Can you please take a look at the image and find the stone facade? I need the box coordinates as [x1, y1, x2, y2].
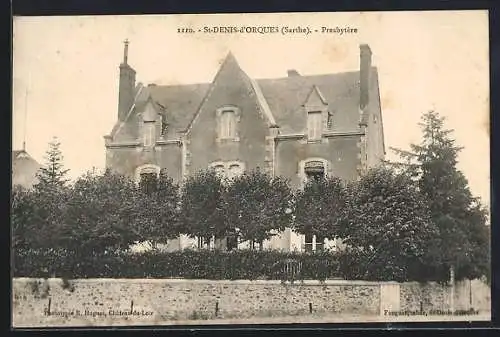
[104, 42, 385, 251]
[12, 278, 490, 327]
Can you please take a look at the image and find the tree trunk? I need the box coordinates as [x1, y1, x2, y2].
[259, 241, 264, 251]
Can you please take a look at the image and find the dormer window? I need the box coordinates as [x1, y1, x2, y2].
[216, 106, 240, 141]
[143, 122, 155, 147]
[220, 110, 236, 138]
[304, 85, 328, 141]
[307, 111, 323, 141]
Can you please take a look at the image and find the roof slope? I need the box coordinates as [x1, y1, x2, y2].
[256, 71, 364, 134]
[110, 57, 379, 140]
[12, 150, 41, 189]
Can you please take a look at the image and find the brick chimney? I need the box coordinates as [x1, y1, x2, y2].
[287, 69, 300, 77]
[118, 39, 136, 121]
[359, 44, 372, 110]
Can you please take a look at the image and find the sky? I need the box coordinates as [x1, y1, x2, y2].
[12, 11, 490, 207]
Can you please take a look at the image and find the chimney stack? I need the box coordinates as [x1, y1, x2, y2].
[287, 69, 300, 77]
[359, 44, 372, 110]
[118, 39, 136, 121]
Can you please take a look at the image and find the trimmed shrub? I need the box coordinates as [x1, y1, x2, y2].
[13, 248, 341, 281]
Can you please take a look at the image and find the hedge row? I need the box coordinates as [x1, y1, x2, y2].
[13, 249, 342, 281]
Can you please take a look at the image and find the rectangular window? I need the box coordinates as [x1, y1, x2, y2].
[307, 111, 322, 140]
[220, 110, 236, 139]
[144, 123, 155, 147]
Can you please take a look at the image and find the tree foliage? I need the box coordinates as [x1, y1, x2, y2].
[179, 169, 226, 248]
[225, 170, 293, 249]
[338, 166, 438, 281]
[34, 137, 70, 191]
[11, 185, 40, 250]
[135, 169, 181, 244]
[293, 176, 348, 245]
[13, 138, 71, 251]
[62, 170, 144, 254]
[390, 111, 490, 281]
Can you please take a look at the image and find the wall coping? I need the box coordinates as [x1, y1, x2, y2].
[13, 278, 400, 286]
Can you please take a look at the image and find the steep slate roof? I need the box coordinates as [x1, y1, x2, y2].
[11, 150, 41, 188]
[135, 83, 211, 136]
[115, 54, 378, 138]
[256, 71, 364, 134]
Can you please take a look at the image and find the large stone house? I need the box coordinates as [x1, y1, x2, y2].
[12, 148, 41, 189]
[104, 41, 385, 252]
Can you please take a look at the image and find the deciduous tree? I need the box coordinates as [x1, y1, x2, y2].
[62, 170, 144, 254]
[179, 169, 226, 249]
[338, 166, 438, 281]
[135, 169, 181, 246]
[225, 170, 293, 250]
[293, 176, 348, 251]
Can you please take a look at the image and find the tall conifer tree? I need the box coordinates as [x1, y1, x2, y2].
[390, 111, 490, 281]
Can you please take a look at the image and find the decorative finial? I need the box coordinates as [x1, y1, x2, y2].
[123, 38, 129, 64]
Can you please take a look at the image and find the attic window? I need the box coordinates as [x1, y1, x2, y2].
[220, 110, 236, 139]
[307, 111, 322, 141]
[216, 107, 240, 142]
[143, 122, 155, 147]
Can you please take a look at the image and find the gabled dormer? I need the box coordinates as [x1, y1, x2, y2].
[304, 85, 329, 142]
[141, 95, 160, 147]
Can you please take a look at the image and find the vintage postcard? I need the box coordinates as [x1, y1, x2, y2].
[12, 11, 490, 327]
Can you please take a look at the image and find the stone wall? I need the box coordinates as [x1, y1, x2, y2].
[400, 279, 491, 313]
[12, 278, 490, 327]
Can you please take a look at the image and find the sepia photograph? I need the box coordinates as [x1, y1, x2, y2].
[11, 11, 491, 327]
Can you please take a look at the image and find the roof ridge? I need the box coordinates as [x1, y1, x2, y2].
[254, 69, 361, 82]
